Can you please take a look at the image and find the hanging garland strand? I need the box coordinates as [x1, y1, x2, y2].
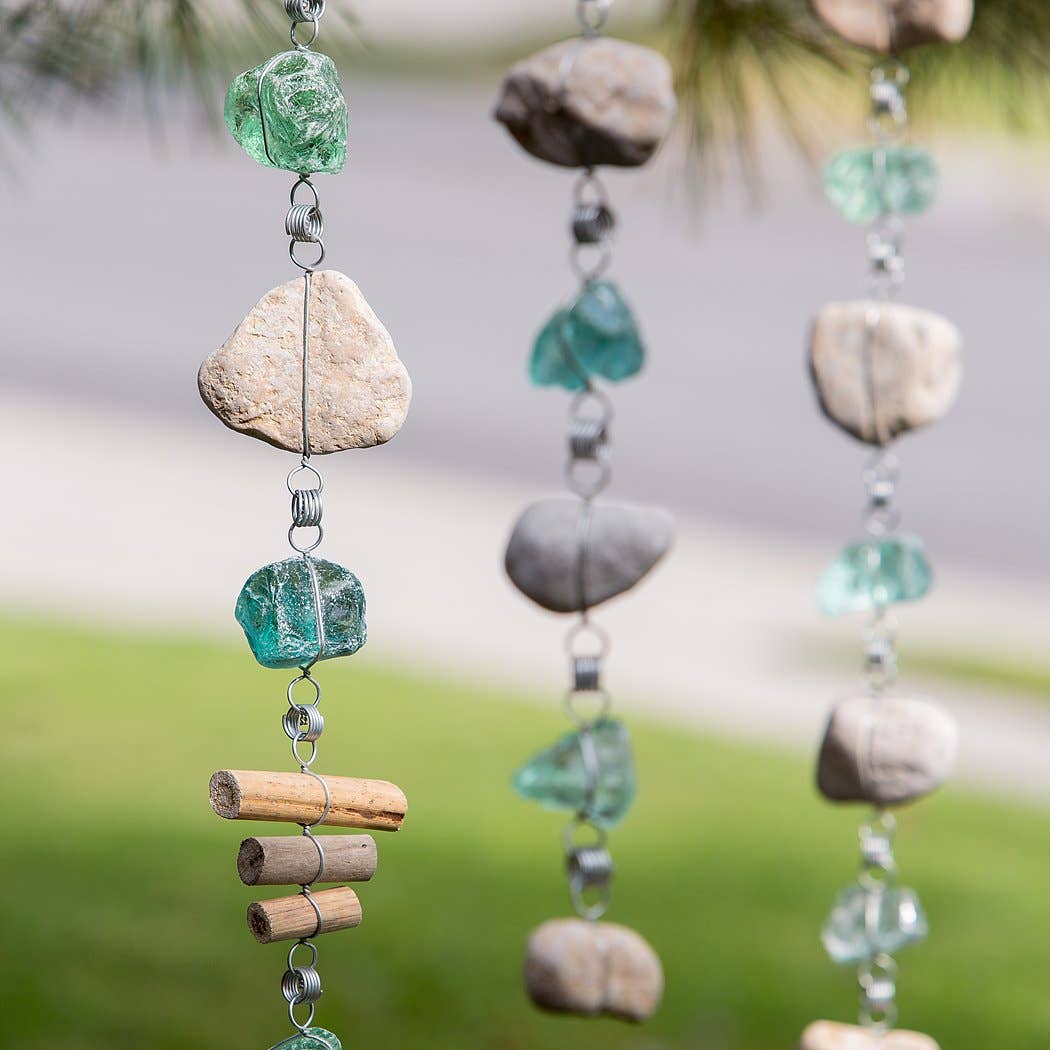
[197, 3, 412, 1047]
[494, 0, 675, 1024]
[799, 3, 970, 1049]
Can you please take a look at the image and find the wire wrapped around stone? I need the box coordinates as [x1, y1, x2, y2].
[285, 0, 325, 23]
[572, 201, 616, 245]
[291, 487, 324, 528]
[282, 965, 323, 1005]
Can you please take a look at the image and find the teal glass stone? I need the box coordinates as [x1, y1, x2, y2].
[825, 145, 938, 224]
[225, 50, 347, 174]
[512, 718, 636, 827]
[235, 557, 366, 670]
[530, 281, 644, 391]
[821, 884, 928, 965]
[818, 534, 932, 617]
[268, 1029, 341, 1050]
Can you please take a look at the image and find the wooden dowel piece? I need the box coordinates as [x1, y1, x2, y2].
[247, 886, 362, 944]
[238, 835, 378, 886]
[210, 770, 407, 831]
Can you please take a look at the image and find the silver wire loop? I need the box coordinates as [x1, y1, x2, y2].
[283, 703, 325, 743]
[289, 999, 317, 1032]
[570, 240, 612, 283]
[285, 0, 325, 22]
[572, 654, 602, 692]
[290, 17, 321, 50]
[287, 462, 324, 495]
[571, 171, 616, 245]
[289, 523, 324, 554]
[577, 0, 612, 35]
[282, 965, 323, 1005]
[291, 487, 324, 528]
[287, 672, 323, 709]
[290, 238, 326, 271]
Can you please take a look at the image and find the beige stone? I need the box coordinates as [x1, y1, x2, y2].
[799, 1020, 940, 1050]
[199, 270, 411, 454]
[817, 695, 958, 807]
[524, 918, 663, 1021]
[495, 37, 676, 168]
[809, 300, 961, 446]
[811, 0, 973, 52]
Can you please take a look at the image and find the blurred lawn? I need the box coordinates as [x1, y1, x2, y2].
[1, 618, 1048, 1049]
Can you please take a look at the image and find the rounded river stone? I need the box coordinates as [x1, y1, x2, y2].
[811, 0, 973, 52]
[799, 1020, 939, 1050]
[495, 37, 676, 168]
[199, 270, 411, 454]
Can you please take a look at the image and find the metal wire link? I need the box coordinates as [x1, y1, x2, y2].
[868, 62, 909, 143]
[572, 202, 616, 245]
[285, 0, 325, 22]
[291, 487, 324, 528]
[563, 820, 613, 919]
[573, 655, 602, 692]
[283, 703, 325, 743]
[288, 179, 326, 271]
[568, 418, 608, 461]
[858, 953, 899, 1031]
[577, 0, 611, 35]
[282, 965, 323, 1005]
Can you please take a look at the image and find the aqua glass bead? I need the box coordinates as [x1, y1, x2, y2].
[512, 718, 636, 827]
[268, 1029, 341, 1050]
[225, 50, 347, 174]
[235, 557, 366, 670]
[530, 280, 644, 391]
[825, 146, 937, 224]
[818, 534, 932, 617]
[821, 884, 928, 965]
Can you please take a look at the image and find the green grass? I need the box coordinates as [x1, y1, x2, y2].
[1, 617, 1048, 1049]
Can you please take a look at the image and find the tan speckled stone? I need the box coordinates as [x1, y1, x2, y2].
[199, 270, 411, 454]
[495, 38, 676, 168]
[524, 918, 663, 1022]
[799, 1020, 940, 1050]
[817, 695, 958, 807]
[809, 300, 961, 446]
[811, 0, 973, 51]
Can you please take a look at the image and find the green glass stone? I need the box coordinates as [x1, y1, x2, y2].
[268, 1029, 342, 1050]
[235, 557, 366, 670]
[512, 718, 636, 827]
[530, 280, 644, 391]
[225, 50, 347, 174]
[818, 534, 932, 617]
[822, 884, 928, 965]
[825, 146, 937, 224]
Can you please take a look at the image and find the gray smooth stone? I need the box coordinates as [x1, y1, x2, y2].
[799, 1020, 940, 1050]
[494, 37, 676, 168]
[504, 495, 673, 613]
[525, 918, 663, 1022]
[809, 300, 962, 446]
[811, 0, 973, 52]
[817, 695, 958, 807]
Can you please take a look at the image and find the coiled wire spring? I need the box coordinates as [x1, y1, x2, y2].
[291, 487, 324, 528]
[568, 417, 607, 460]
[285, 0, 325, 21]
[572, 202, 615, 245]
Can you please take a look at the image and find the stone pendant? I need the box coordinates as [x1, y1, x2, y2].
[495, 38, 676, 169]
[513, 719, 636, 828]
[799, 1020, 939, 1050]
[808, 300, 962, 446]
[267, 1029, 342, 1050]
[530, 281, 645, 391]
[811, 0, 973, 52]
[199, 270, 412, 455]
[817, 695, 958, 807]
[235, 557, 366, 669]
[505, 496, 673, 613]
[226, 50, 348, 174]
[525, 919, 663, 1021]
[825, 146, 937, 225]
[818, 534, 932, 617]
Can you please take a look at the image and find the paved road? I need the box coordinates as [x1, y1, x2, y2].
[3, 79, 1048, 577]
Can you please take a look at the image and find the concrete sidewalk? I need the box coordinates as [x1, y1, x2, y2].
[3, 388, 1049, 806]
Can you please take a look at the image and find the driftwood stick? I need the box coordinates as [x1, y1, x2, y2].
[247, 886, 362, 944]
[238, 835, 378, 886]
[210, 770, 407, 831]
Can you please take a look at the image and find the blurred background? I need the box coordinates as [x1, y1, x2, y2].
[2, 0, 1049, 1046]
